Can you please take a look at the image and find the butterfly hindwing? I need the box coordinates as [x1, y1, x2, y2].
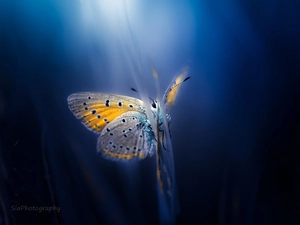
[98, 111, 156, 160]
[163, 65, 189, 110]
[67, 92, 145, 133]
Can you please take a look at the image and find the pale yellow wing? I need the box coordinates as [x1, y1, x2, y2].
[163, 65, 189, 108]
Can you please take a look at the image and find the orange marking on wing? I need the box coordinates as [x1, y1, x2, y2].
[102, 149, 138, 160]
[166, 80, 183, 107]
[139, 153, 145, 159]
[165, 66, 189, 107]
[80, 102, 139, 132]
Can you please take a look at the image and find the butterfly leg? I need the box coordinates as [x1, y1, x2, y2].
[160, 130, 168, 150]
[168, 121, 172, 139]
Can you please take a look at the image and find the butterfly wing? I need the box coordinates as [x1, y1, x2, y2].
[67, 92, 156, 160]
[98, 111, 156, 160]
[67, 92, 145, 133]
[163, 65, 189, 111]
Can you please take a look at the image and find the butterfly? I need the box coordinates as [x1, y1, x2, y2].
[68, 66, 189, 159]
[67, 65, 190, 197]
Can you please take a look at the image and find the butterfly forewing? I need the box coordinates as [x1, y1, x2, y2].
[67, 92, 145, 133]
[98, 111, 155, 160]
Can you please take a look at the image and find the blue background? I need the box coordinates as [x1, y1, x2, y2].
[1, 0, 300, 224]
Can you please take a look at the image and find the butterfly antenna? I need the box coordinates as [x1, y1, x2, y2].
[148, 97, 157, 108]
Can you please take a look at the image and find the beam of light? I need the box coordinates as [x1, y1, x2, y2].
[80, 0, 139, 37]
[76, 1, 195, 224]
[78, 0, 195, 91]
